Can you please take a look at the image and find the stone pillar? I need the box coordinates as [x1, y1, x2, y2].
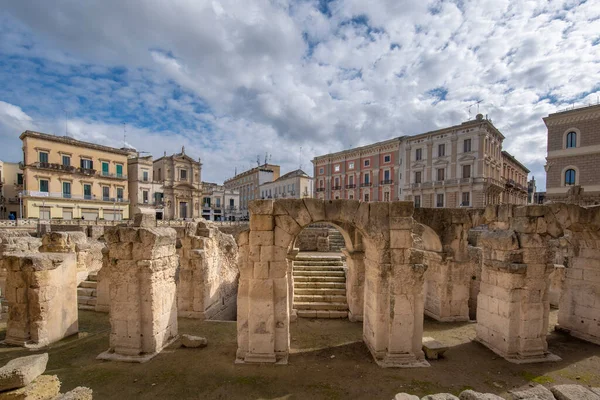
[342, 248, 365, 322]
[475, 228, 560, 363]
[98, 212, 178, 362]
[287, 248, 299, 322]
[424, 258, 471, 322]
[4, 252, 78, 347]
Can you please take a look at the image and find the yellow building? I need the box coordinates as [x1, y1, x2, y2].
[0, 161, 23, 219]
[20, 131, 130, 220]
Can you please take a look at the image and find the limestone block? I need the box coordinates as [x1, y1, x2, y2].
[0, 353, 48, 392]
[478, 230, 519, 251]
[274, 199, 312, 227]
[391, 217, 414, 231]
[459, 390, 503, 400]
[54, 386, 93, 400]
[394, 394, 419, 400]
[591, 388, 600, 397]
[249, 231, 274, 247]
[421, 394, 459, 400]
[133, 209, 156, 227]
[518, 233, 545, 249]
[250, 215, 274, 231]
[390, 201, 414, 218]
[302, 198, 326, 221]
[390, 230, 412, 249]
[422, 337, 448, 360]
[338, 200, 361, 223]
[273, 227, 293, 249]
[274, 215, 301, 236]
[238, 230, 249, 246]
[0, 375, 60, 400]
[509, 385, 555, 400]
[40, 232, 75, 253]
[249, 200, 274, 215]
[511, 217, 538, 233]
[180, 334, 208, 348]
[551, 384, 600, 400]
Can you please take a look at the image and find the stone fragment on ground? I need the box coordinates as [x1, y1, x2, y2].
[422, 337, 448, 360]
[509, 384, 555, 400]
[0, 375, 60, 400]
[54, 386, 93, 400]
[181, 334, 208, 348]
[459, 389, 504, 399]
[421, 394, 459, 400]
[592, 388, 600, 397]
[551, 384, 600, 400]
[394, 394, 419, 400]
[0, 353, 49, 392]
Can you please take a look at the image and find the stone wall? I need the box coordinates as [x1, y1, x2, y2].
[0, 230, 41, 303]
[175, 221, 239, 320]
[295, 226, 329, 251]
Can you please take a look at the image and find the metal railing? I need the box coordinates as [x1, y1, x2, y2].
[21, 191, 129, 203]
[380, 180, 393, 185]
[332, 185, 342, 190]
[315, 188, 325, 192]
[346, 184, 356, 189]
[28, 162, 127, 179]
[360, 182, 372, 187]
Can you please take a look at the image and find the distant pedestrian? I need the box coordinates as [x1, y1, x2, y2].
[81, 215, 85, 220]
[8, 213, 15, 221]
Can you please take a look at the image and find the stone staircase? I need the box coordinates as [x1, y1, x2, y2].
[293, 254, 349, 318]
[77, 273, 98, 311]
[328, 229, 345, 252]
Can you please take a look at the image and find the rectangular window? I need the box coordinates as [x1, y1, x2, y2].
[462, 192, 470, 206]
[437, 168, 445, 181]
[349, 194, 354, 200]
[364, 159, 370, 167]
[230, 199, 234, 207]
[102, 186, 110, 201]
[384, 170, 390, 182]
[39, 152, 49, 163]
[384, 155, 391, 163]
[80, 159, 93, 170]
[83, 184, 92, 200]
[143, 171, 149, 182]
[17, 173, 23, 185]
[349, 175, 354, 185]
[414, 195, 421, 208]
[462, 164, 471, 178]
[117, 187, 123, 200]
[384, 191, 390, 201]
[180, 169, 187, 181]
[348, 162, 354, 169]
[102, 162, 109, 176]
[438, 144, 445, 157]
[437, 193, 444, 208]
[415, 171, 421, 184]
[143, 191, 149, 203]
[364, 193, 370, 202]
[319, 167, 324, 174]
[216, 198, 221, 207]
[416, 148, 422, 161]
[464, 139, 472, 152]
[62, 182, 71, 198]
[116, 164, 123, 178]
[62, 155, 71, 166]
[39, 179, 49, 193]
[334, 164, 340, 172]
[364, 173, 370, 184]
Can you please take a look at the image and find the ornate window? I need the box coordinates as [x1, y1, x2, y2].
[565, 169, 576, 186]
[566, 132, 577, 148]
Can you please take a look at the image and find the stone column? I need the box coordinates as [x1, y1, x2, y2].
[286, 247, 299, 322]
[342, 248, 365, 322]
[98, 212, 179, 362]
[4, 251, 78, 348]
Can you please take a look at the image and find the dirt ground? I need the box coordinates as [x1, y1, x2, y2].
[0, 310, 598, 399]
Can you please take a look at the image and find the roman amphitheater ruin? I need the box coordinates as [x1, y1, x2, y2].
[0, 199, 598, 398]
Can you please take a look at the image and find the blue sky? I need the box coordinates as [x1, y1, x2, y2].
[0, 0, 599, 188]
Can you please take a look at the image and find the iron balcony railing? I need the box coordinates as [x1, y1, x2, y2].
[22, 190, 129, 203]
[380, 180, 393, 185]
[332, 185, 342, 190]
[346, 184, 356, 189]
[315, 187, 326, 192]
[29, 162, 127, 179]
[360, 182, 372, 187]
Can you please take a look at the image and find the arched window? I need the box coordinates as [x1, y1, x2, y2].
[565, 169, 576, 186]
[566, 132, 577, 148]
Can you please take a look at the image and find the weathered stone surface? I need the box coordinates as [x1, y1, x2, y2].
[422, 337, 448, 360]
[0, 354, 48, 392]
[133, 209, 156, 228]
[509, 385, 555, 400]
[54, 386, 93, 400]
[394, 394, 420, 400]
[0, 375, 60, 400]
[459, 390, 503, 400]
[180, 334, 208, 348]
[421, 394, 459, 400]
[551, 384, 600, 400]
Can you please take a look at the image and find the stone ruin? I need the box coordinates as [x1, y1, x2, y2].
[236, 199, 600, 368]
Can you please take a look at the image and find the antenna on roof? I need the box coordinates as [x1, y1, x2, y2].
[299, 146, 303, 170]
[264, 152, 268, 165]
[465, 100, 483, 118]
[256, 155, 260, 167]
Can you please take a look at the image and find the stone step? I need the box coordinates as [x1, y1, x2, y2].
[294, 282, 346, 289]
[78, 304, 96, 311]
[293, 270, 345, 277]
[79, 281, 97, 289]
[78, 295, 97, 306]
[77, 287, 96, 297]
[295, 255, 341, 261]
[297, 310, 348, 319]
[294, 301, 348, 311]
[293, 276, 346, 283]
[87, 274, 98, 282]
[294, 294, 347, 303]
[293, 261, 344, 266]
[293, 265, 345, 272]
[294, 288, 346, 295]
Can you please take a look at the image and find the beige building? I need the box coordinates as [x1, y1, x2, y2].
[259, 169, 313, 200]
[224, 163, 280, 216]
[152, 148, 202, 220]
[127, 154, 165, 219]
[544, 103, 600, 205]
[0, 161, 23, 219]
[201, 182, 241, 221]
[20, 131, 130, 220]
[500, 151, 529, 205]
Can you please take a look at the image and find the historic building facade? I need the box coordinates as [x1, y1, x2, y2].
[201, 182, 241, 221]
[127, 154, 165, 219]
[19, 131, 130, 220]
[312, 138, 404, 202]
[0, 161, 23, 219]
[544, 103, 600, 205]
[312, 114, 529, 208]
[259, 169, 313, 200]
[223, 164, 280, 217]
[152, 148, 202, 220]
[500, 151, 529, 205]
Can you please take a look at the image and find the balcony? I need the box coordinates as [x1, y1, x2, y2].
[99, 171, 127, 180]
[332, 186, 342, 191]
[411, 182, 421, 188]
[315, 188, 326, 192]
[346, 184, 356, 189]
[21, 191, 129, 203]
[380, 180, 393, 185]
[360, 182, 372, 188]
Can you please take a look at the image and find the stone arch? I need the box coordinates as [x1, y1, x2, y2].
[236, 199, 430, 368]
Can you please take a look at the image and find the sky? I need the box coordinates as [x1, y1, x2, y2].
[0, 0, 599, 189]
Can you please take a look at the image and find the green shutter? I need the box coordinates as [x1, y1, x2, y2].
[102, 162, 109, 174]
[116, 164, 123, 177]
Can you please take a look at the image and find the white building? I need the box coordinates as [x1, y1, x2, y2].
[201, 182, 241, 221]
[127, 154, 165, 219]
[260, 169, 313, 200]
